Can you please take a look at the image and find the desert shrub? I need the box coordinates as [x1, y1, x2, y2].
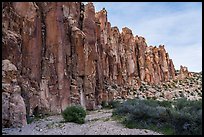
[62, 105, 86, 124]
[112, 98, 202, 135]
[26, 115, 34, 124]
[169, 99, 202, 135]
[101, 100, 121, 109]
[158, 100, 172, 108]
[108, 100, 121, 108]
[101, 101, 109, 108]
[173, 98, 202, 111]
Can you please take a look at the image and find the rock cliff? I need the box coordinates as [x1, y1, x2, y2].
[2, 2, 192, 127]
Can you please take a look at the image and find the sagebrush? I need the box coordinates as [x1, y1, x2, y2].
[112, 98, 202, 135]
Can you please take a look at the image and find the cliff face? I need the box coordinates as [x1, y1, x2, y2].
[2, 2, 190, 128]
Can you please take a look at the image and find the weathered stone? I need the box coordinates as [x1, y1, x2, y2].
[10, 93, 27, 127]
[2, 92, 11, 127]
[2, 2, 192, 128]
[2, 60, 27, 128]
[163, 91, 173, 100]
[176, 65, 191, 80]
[2, 59, 17, 83]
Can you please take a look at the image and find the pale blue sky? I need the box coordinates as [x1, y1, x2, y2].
[85, 2, 202, 72]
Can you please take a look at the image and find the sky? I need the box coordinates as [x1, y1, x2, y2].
[91, 2, 202, 72]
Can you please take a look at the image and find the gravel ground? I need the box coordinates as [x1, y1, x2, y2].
[2, 109, 162, 135]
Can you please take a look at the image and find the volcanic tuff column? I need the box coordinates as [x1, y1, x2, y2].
[83, 2, 98, 109]
[2, 2, 188, 128]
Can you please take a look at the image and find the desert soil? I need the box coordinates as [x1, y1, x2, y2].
[2, 109, 162, 135]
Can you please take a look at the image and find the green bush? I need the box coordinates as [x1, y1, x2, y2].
[108, 100, 121, 108]
[101, 101, 109, 108]
[112, 98, 202, 135]
[62, 105, 86, 124]
[101, 100, 121, 109]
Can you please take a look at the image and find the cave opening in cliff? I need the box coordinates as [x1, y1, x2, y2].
[33, 106, 39, 117]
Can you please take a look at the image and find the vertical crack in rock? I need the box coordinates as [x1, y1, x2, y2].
[36, 2, 46, 79]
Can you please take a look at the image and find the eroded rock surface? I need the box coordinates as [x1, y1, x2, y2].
[2, 2, 193, 128]
[2, 60, 27, 128]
